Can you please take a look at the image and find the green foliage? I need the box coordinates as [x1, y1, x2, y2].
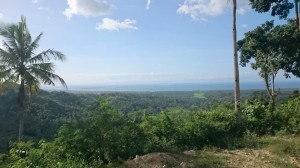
[258, 136, 300, 159]
[243, 99, 271, 135]
[242, 98, 284, 135]
[1, 90, 300, 167]
[0, 16, 67, 141]
[193, 92, 206, 99]
[2, 140, 90, 168]
[139, 111, 178, 152]
[276, 96, 300, 134]
[54, 99, 146, 164]
[238, 20, 300, 104]
[0, 90, 98, 153]
[241, 92, 300, 136]
[249, 0, 294, 19]
[140, 105, 242, 152]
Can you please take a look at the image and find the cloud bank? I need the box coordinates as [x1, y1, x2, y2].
[96, 18, 138, 31]
[63, 0, 112, 19]
[177, 0, 250, 20]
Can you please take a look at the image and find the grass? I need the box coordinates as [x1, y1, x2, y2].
[120, 135, 300, 168]
[193, 92, 206, 99]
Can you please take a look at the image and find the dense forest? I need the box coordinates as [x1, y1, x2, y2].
[0, 88, 300, 167]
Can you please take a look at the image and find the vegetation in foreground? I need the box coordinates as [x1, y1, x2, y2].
[122, 136, 300, 168]
[0, 89, 299, 167]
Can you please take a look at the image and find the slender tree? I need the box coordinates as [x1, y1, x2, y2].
[232, 0, 240, 114]
[238, 20, 300, 107]
[0, 16, 67, 141]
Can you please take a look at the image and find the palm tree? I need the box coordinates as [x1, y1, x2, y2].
[0, 16, 67, 141]
[232, 0, 240, 114]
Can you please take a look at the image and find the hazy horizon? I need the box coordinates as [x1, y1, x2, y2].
[42, 80, 300, 92]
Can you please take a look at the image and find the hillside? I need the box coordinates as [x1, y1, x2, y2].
[0, 89, 299, 167]
[0, 90, 98, 152]
[121, 136, 300, 168]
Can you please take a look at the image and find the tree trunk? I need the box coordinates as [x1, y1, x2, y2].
[263, 71, 275, 111]
[269, 72, 276, 111]
[233, 0, 240, 114]
[18, 79, 25, 142]
[295, 0, 300, 29]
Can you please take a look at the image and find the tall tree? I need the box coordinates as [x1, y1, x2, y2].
[238, 20, 300, 107]
[232, 0, 241, 114]
[0, 16, 67, 141]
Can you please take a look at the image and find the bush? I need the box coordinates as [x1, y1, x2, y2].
[2, 100, 147, 167]
[242, 99, 282, 135]
[54, 99, 146, 164]
[140, 105, 243, 152]
[276, 97, 300, 134]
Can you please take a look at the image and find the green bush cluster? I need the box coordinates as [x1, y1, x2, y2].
[276, 96, 300, 134]
[140, 105, 242, 152]
[242, 96, 300, 136]
[0, 101, 242, 167]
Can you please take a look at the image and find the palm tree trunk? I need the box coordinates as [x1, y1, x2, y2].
[233, 0, 240, 114]
[18, 79, 25, 142]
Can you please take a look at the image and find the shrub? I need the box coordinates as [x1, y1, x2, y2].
[242, 99, 282, 135]
[140, 105, 243, 152]
[276, 97, 300, 134]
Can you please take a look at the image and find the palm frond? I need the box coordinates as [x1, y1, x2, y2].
[26, 32, 43, 59]
[0, 24, 20, 52]
[30, 62, 55, 72]
[24, 71, 41, 93]
[29, 49, 66, 64]
[0, 45, 19, 65]
[30, 66, 67, 88]
[0, 68, 13, 81]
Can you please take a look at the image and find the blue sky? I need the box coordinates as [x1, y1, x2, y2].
[0, 0, 299, 86]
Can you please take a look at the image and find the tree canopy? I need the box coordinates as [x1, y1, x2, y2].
[249, 0, 294, 19]
[238, 20, 300, 104]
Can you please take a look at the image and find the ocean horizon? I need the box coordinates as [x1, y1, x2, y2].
[43, 81, 300, 92]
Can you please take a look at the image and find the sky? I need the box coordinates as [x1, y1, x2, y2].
[0, 0, 299, 87]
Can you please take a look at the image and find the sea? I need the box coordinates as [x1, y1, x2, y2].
[43, 81, 300, 92]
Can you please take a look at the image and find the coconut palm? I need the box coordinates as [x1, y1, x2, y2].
[0, 16, 67, 141]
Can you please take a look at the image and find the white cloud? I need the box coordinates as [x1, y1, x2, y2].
[0, 13, 3, 19]
[177, 0, 250, 20]
[32, 0, 39, 3]
[146, 0, 151, 10]
[96, 18, 138, 31]
[63, 0, 112, 19]
[177, 0, 228, 20]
